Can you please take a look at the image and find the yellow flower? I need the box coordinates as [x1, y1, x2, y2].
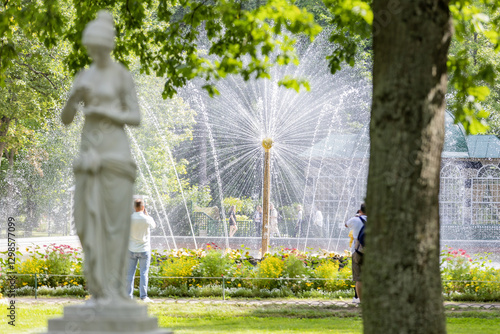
[237, 284, 241, 287]
[22, 282, 28, 286]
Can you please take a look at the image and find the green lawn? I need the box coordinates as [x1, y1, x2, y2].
[0, 300, 498, 334]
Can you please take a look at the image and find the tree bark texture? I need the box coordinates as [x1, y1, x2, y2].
[364, 1, 451, 334]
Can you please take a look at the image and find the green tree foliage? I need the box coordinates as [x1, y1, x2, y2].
[0, 26, 71, 163]
[448, 0, 500, 134]
[222, 196, 255, 217]
[322, 0, 372, 72]
[1, 0, 321, 98]
[131, 70, 197, 209]
[0, 115, 81, 235]
[321, 0, 500, 134]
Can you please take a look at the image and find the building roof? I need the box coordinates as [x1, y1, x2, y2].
[301, 132, 370, 159]
[467, 135, 500, 158]
[303, 111, 500, 159]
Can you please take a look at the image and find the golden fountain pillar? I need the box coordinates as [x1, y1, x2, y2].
[261, 138, 273, 257]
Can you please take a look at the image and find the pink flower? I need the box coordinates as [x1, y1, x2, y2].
[469, 259, 473, 262]
[458, 249, 464, 252]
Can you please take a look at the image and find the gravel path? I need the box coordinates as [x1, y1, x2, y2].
[3, 297, 499, 309]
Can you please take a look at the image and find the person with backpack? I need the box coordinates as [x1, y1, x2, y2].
[345, 203, 366, 302]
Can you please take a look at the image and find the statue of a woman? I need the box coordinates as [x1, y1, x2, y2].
[61, 11, 140, 305]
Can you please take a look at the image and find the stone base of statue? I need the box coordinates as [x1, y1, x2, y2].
[43, 302, 172, 334]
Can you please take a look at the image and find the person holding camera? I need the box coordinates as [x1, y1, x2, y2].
[126, 199, 156, 302]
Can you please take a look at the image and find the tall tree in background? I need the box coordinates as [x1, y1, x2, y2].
[0, 32, 69, 163]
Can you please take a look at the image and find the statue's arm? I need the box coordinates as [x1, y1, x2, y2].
[119, 69, 141, 126]
[61, 72, 84, 125]
[104, 69, 141, 126]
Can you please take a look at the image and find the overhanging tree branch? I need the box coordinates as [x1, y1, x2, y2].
[15, 61, 57, 89]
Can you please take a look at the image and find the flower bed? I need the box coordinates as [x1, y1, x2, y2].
[441, 247, 500, 302]
[0, 244, 498, 301]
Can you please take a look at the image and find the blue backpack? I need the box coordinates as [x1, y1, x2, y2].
[355, 216, 366, 255]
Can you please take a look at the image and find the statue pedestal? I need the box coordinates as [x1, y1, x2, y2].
[44, 302, 172, 334]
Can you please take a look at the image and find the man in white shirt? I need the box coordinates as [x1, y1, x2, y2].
[294, 204, 303, 237]
[269, 203, 280, 237]
[345, 203, 366, 302]
[126, 199, 156, 302]
[314, 208, 324, 237]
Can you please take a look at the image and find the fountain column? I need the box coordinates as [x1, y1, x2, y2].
[261, 138, 273, 256]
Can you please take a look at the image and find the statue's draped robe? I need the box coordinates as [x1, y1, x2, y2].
[74, 148, 136, 300]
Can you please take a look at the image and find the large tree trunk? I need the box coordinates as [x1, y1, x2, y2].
[364, 1, 452, 333]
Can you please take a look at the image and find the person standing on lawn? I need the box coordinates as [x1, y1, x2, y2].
[345, 203, 366, 302]
[126, 198, 156, 302]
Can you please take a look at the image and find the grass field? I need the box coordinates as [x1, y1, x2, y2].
[1, 300, 499, 334]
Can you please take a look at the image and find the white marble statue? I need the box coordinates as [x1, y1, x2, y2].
[61, 10, 140, 305]
[47, 11, 171, 333]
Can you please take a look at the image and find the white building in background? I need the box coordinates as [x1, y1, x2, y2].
[304, 112, 500, 240]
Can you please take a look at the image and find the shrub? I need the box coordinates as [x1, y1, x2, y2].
[12, 244, 84, 288]
[159, 256, 199, 287]
[4, 244, 498, 301]
[441, 247, 500, 301]
[225, 259, 256, 289]
[15, 258, 46, 287]
[314, 260, 339, 291]
[256, 256, 284, 289]
[283, 254, 307, 278]
[312, 258, 354, 292]
[196, 250, 231, 284]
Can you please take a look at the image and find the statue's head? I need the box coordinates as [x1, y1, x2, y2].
[82, 10, 115, 51]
